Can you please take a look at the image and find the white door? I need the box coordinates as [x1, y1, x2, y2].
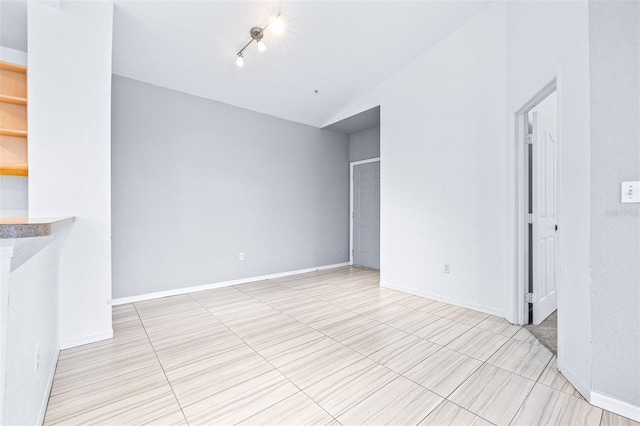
[353, 161, 380, 269]
[532, 111, 558, 324]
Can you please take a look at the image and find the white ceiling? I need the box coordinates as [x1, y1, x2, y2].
[112, 1, 493, 128]
[0, 1, 493, 129]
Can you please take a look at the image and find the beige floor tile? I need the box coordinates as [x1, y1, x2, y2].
[487, 338, 552, 380]
[142, 310, 220, 340]
[419, 400, 493, 426]
[386, 309, 440, 334]
[51, 347, 159, 396]
[368, 335, 440, 374]
[207, 298, 273, 319]
[340, 323, 409, 356]
[135, 295, 206, 323]
[237, 391, 334, 426]
[146, 320, 234, 353]
[420, 301, 461, 317]
[601, 411, 640, 426]
[226, 312, 295, 337]
[304, 357, 398, 417]
[259, 334, 336, 368]
[446, 327, 509, 361]
[510, 383, 602, 426]
[152, 328, 246, 371]
[46, 267, 614, 426]
[354, 303, 415, 323]
[404, 347, 482, 397]
[141, 410, 189, 426]
[242, 321, 316, 352]
[279, 342, 364, 389]
[538, 356, 582, 398]
[45, 364, 169, 425]
[477, 315, 522, 337]
[317, 314, 380, 342]
[512, 327, 541, 345]
[414, 317, 473, 346]
[271, 296, 330, 316]
[167, 349, 273, 407]
[444, 307, 490, 326]
[112, 303, 139, 324]
[181, 369, 299, 426]
[49, 385, 182, 426]
[449, 364, 535, 426]
[55, 336, 153, 376]
[395, 295, 437, 310]
[338, 376, 442, 425]
[297, 305, 357, 328]
[111, 319, 149, 342]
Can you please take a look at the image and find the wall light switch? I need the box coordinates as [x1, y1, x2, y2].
[621, 181, 640, 203]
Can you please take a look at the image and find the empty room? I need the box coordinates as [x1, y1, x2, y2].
[0, 0, 639, 425]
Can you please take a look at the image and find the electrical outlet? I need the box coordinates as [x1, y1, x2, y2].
[443, 263, 450, 274]
[238, 252, 244, 261]
[34, 343, 39, 372]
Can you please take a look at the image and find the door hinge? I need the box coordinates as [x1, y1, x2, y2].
[526, 134, 533, 145]
[527, 213, 534, 224]
[525, 293, 535, 303]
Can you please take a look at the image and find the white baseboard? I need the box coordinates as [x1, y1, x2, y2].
[111, 262, 351, 306]
[557, 361, 591, 401]
[591, 391, 640, 422]
[37, 348, 59, 426]
[59, 329, 113, 350]
[380, 281, 509, 319]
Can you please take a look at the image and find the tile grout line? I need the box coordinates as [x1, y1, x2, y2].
[229, 276, 434, 419]
[187, 291, 342, 426]
[231, 276, 493, 421]
[132, 303, 191, 426]
[231, 274, 525, 423]
[44, 315, 171, 425]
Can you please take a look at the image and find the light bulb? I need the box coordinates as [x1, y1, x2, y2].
[257, 40, 266, 52]
[235, 54, 244, 67]
[271, 15, 284, 33]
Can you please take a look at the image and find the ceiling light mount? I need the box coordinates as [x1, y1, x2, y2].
[250, 27, 264, 42]
[235, 13, 282, 67]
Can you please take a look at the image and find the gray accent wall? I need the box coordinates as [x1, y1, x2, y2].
[112, 76, 349, 299]
[349, 127, 380, 162]
[589, 1, 640, 406]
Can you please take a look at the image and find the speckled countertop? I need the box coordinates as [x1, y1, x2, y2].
[0, 217, 75, 239]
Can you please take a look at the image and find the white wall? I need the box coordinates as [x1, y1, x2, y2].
[589, 0, 640, 411]
[349, 127, 380, 162]
[327, 0, 595, 401]
[330, 4, 510, 316]
[506, 0, 592, 397]
[28, 1, 114, 348]
[378, 4, 508, 316]
[3, 234, 67, 425]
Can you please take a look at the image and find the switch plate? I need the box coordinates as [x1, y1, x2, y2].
[443, 263, 450, 274]
[238, 252, 244, 261]
[621, 181, 640, 203]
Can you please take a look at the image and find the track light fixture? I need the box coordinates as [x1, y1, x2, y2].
[235, 14, 282, 67]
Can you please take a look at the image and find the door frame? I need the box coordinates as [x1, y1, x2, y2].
[515, 79, 558, 327]
[349, 157, 381, 266]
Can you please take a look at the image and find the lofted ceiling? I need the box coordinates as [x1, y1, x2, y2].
[1, 1, 493, 128]
[112, 1, 493, 128]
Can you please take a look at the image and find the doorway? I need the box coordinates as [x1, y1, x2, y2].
[519, 86, 559, 354]
[351, 159, 380, 269]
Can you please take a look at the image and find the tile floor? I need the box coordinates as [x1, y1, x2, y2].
[44, 267, 638, 426]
